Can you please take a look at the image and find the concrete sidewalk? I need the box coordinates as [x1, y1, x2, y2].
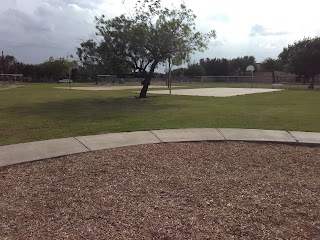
[1, 128, 320, 168]
[0, 85, 17, 91]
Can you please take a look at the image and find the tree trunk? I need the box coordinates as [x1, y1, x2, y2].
[139, 74, 151, 98]
[272, 70, 275, 84]
[309, 76, 315, 89]
[139, 84, 149, 98]
[138, 61, 158, 98]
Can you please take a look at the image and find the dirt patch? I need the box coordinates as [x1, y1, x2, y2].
[1, 142, 320, 239]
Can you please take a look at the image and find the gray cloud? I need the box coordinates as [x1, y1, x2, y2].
[209, 40, 226, 47]
[0, 1, 99, 63]
[1, 9, 53, 33]
[62, 0, 104, 9]
[0, 0, 297, 67]
[1, 0, 17, 10]
[44, 0, 104, 10]
[34, 3, 55, 17]
[4, 39, 65, 50]
[249, 24, 288, 37]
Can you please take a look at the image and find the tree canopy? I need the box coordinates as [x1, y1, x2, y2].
[184, 64, 206, 77]
[260, 58, 283, 72]
[0, 55, 20, 74]
[0, 55, 79, 82]
[200, 58, 229, 76]
[229, 56, 257, 75]
[199, 56, 256, 76]
[77, 0, 216, 79]
[279, 37, 320, 89]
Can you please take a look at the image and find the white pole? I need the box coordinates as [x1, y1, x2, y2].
[169, 59, 172, 95]
[69, 68, 71, 90]
[251, 71, 253, 89]
[165, 61, 169, 88]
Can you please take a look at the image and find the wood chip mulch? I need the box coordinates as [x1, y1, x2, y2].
[1, 141, 320, 239]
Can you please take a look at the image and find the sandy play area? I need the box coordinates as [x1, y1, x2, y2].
[146, 88, 283, 97]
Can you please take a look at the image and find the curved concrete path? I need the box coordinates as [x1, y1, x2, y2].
[1, 128, 320, 168]
[0, 85, 17, 91]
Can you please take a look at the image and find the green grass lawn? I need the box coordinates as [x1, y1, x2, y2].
[0, 83, 319, 146]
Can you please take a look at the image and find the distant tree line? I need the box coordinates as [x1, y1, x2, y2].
[172, 36, 320, 89]
[173, 56, 258, 77]
[2, 35, 320, 89]
[0, 55, 82, 82]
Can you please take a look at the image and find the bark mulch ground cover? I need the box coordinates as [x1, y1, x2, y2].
[1, 141, 320, 239]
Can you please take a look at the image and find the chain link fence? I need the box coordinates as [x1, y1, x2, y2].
[94, 75, 320, 90]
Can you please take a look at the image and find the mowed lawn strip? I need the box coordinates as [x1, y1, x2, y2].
[0, 83, 319, 146]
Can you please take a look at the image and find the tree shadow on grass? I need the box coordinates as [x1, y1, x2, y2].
[3, 96, 179, 122]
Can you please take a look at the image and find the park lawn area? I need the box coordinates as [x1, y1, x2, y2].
[0, 83, 319, 146]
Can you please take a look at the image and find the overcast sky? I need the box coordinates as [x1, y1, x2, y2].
[1, 0, 320, 67]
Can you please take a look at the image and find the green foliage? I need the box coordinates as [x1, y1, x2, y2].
[229, 56, 257, 75]
[279, 37, 320, 89]
[184, 64, 206, 77]
[0, 56, 79, 82]
[171, 68, 186, 76]
[78, 0, 215, 78]
[39, 57, 77, 80]
[0, 55, 21, 74]
[0, 55, 78, 81]
[260, 58, 283, 72]
[198, 56, 256, 76]
[200, 58, 229, 76]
